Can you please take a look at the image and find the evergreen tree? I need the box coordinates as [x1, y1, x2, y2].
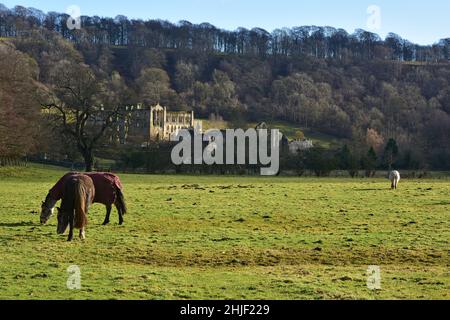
[383, 139, 399, 170]
[362, 147, 378, 177]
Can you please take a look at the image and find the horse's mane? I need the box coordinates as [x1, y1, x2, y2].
[62, 175, 94, 229]
[74, 179, 88, 229]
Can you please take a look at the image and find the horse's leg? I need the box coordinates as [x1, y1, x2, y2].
[79, 228, 86, 241]
[116, 201, 124, 225]
[68, 215, 74, 242]
[102, 205, 112, 225]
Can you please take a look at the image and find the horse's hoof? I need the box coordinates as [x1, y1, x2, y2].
[119, 220, 124, 226]
[102, 221, 110, 226]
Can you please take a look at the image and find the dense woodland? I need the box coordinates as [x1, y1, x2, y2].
[1, 4, 450, 172]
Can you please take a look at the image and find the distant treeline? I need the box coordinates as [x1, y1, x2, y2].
[0, 4, 449, 62]
[1, 3, 450, 172]
[102, 140, 423, 177]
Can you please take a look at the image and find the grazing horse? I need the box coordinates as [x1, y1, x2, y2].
[41, 172, 126, 226]
[57, 175, 95, 241]
[389, 170, 401, 190]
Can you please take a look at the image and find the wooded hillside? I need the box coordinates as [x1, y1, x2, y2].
[1, 3, 450, 170]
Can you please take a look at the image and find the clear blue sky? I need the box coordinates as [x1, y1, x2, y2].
[1, 0, 449, 45]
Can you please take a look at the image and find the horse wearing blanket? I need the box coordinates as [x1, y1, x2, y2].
[57, 174, 95, 241]
[41, 172, 127, 226]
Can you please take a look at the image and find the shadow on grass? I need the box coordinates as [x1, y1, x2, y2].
[433, 201, 450, 206]
[354, 188, 387, 192]
[0, 221, 36, 228]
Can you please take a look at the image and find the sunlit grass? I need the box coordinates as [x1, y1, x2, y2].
[0, 165, 448, 300]
[200, 118, 343, 148]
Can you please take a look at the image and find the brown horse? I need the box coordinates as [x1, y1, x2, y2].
[41, 172, 127, 226]
[57, 175, 95, 241]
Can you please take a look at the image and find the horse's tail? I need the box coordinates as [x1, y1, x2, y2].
[115, 186, 127, 215]
[74, 180, 88, 229]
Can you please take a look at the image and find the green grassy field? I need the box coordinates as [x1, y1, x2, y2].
[0, 165, 448, 300]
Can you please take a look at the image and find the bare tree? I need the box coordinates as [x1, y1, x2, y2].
[42, 60, 127, 171]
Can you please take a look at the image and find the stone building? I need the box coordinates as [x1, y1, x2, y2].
[288, 139, 314, 154]
[111, 104, 202, 145]
[149, 104, 202, 141]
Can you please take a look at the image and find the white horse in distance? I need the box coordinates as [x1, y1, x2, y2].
[389, 170, 401, 190]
